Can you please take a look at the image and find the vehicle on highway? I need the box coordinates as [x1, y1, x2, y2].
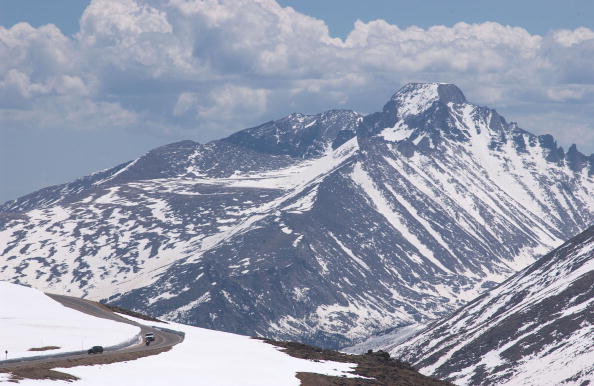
[87, 346, 104, 354]
[145, 333, 155, 346]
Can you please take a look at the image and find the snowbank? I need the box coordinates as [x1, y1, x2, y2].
[0, 282, 139, 360]
[0, 282, 362, 385]
[13, 314, 361, 385]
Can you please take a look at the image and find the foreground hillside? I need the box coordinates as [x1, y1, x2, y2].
[2, 83, 594, 348]
[0, 282, 449, 385]
[0, 281, 139, 360]
[392, 225, 594, 385]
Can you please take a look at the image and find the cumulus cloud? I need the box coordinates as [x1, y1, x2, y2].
[1, 0, 594, 151]
[173, 84, 269, 132]
[553, 27, 594, 47]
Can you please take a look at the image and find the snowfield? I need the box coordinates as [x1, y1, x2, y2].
[0, 282, 361, 385]
[0, 281, 139, 360]
[49, 315, 361, 386]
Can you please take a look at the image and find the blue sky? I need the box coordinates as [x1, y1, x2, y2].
[278, 0, 594, 38]
[1, 0, 594, 202]
[2, 0, 593, 38]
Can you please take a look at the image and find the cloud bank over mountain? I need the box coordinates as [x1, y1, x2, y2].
[1, 0, 594, 148]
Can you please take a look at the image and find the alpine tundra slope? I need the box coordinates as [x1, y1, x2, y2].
[1, 83, 594, 348]
[0, 281, 364, 386]
[392, 224, 594, 386]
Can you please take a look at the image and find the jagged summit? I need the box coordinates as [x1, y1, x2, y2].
[363, 83, 593, 174]
[434, 83, 467, 104]
[357, 82, 473, 140]
[395, 82, 466, 104]
[384, 83, 467, 118]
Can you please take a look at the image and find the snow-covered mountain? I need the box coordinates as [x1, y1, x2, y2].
[391, 224, 594, 386]
[1, 83, 594, 348]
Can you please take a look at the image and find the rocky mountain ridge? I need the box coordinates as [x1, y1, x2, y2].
[392, 223, 594, 385]
[1, 83, 593, 348]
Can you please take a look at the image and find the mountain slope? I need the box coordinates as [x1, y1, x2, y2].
[1, 83, 594, 348]
[0, 282, 139, 361]
[0, 282, 452, 386]
[0, 282, 363, 386]
[391, 224, 594, 385]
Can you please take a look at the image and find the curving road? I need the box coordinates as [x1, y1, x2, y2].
[0, 293, 184, 371]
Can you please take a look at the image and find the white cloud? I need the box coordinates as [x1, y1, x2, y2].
[174, 85, 269, 122]
[198, 85, 269, 120]
[1, 0, 594, 151]
[545, 86, 590, 102]
[0, 96, 139, 131]
[552, 27, 594, 47]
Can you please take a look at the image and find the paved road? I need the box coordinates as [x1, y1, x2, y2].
[0, 294, 184, 370]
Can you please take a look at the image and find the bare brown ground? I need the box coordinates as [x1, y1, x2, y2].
[7, 369, 79, 383]
[27, 347, 60, 352]
[260, 339, 453, 386]
[0, 346, 171, 383]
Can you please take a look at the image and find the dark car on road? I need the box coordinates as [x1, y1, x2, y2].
[87, 346, 104, 354]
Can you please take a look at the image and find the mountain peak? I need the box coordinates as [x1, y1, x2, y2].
[384, 83, 467, 118]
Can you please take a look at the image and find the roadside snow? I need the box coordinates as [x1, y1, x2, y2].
[16, 314, 362, 386]
[0, 282, 140, 360]
[1, 283, 362, 385]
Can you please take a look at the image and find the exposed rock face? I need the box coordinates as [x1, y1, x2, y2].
[1, 83, 594, 348]
[392, 225, 594, 386]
